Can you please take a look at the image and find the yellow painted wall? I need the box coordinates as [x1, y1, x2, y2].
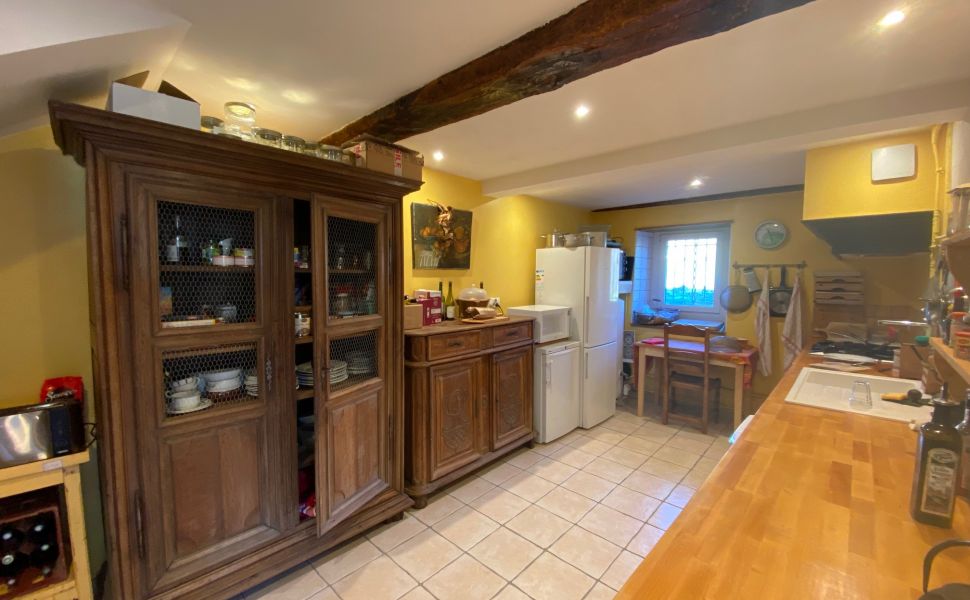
[403, 168, 589, 307]
[803, 127, 945, 220]
[591, 190, 928, 396]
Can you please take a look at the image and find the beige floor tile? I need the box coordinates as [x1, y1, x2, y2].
[549, 526, 622, 578]
[558, 429, 589, 445]
[583, 457, 634, 484]
[651, 446, 701, 469]
[561, 471, 616, 502]
[694, 456, 720, 474]
[599, 446, 649, 469]
[409, 493, 464, 526]
[505, 449, 545, 469]
[331, 556, 417, 600]
[626, 523, 665, 557]
[584, 582, 618, 600]
[637, 457, 689, 482]
[672, 429, 718, 444]
[549, 446, 598, 469]
[447, 476, 497, 503]
[388, 529, 462, 582]
[535, 486, 596, 522]
[468, 487, 531, 524]
[648, 502, 682, 530]
[703, 443, 729, 460]
[601, 486, 662, 521]
[469, 527, 541, 580]
[494, 585, 531, 600]
[478, 461, 524, 486]
[400, 587, 436, 600]
[577, 504, 643, 547]
[246, 564, 327, 600]
[599, 418, 640, 435]
[569, 436, 614, 456]
[600, 551, 643, 591]
[366, 513, 427, 552]
[583, 428, 627, 445]
[628, 428, 673, 444]
[620, 471, 675, 500]
[433, 506, 499, 550]
[424, 555, 505, 600]
[663, 435, 713, 455]
[312, 537, 382, 585]
[306, 588, 338, 600]
[533, 439, 568, 456]
[682, 468, 710, 489]
[513, 552, 595, 600]
[666, 484, 696, 508]
[501, 471, 558, 502]
[526, 457, 579, 484]
[616, 436, 661, 456]
[506, 505, 572, 548]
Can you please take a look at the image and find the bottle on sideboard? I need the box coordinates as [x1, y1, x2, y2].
[910, 394, 963, 528]
[445, 282, 455, 320]
[957, 394, 970, 499]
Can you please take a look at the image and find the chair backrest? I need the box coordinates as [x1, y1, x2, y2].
[662, 324, 714, 377]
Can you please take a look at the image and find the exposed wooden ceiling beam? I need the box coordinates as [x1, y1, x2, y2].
[320, 0, 814, 146]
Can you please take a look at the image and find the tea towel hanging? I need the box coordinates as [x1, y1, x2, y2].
[782, 272, 803, 370]
[755, 269, 772, 377]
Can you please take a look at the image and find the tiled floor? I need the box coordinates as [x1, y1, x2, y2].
[242, 407, 731, 600]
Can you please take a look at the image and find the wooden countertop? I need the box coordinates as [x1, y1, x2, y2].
[403, 315, 534, 336]
[617, 351, 970, 599]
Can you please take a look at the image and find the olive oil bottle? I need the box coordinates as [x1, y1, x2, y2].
[910, 397, 964, 528]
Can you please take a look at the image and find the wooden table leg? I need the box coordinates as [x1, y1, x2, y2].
[637, 348, 647, 417]
[733, 365, 745, 429]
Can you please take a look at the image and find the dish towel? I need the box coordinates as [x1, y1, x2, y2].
[782, 273, 803, 370]
[755, 270, 772, 377]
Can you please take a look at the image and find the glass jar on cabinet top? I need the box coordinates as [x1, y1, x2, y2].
[223, 102, 257, 140]
[282, 135, 306, 153]
[253, 128, 282, 148]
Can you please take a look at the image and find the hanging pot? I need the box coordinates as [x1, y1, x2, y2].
[719, 268, 753, 313]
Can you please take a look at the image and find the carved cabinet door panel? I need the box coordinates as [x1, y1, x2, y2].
[490, 346, 533, 450]
[428, 357, 487, 480]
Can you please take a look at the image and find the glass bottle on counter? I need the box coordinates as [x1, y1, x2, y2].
[445, 282, 455, 320]
[957, 394, 970, 499]
[910, 392, 964, 528]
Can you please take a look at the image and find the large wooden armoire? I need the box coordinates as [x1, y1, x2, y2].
[49, 102, 420, 599]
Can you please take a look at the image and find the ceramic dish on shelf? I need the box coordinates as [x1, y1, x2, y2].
[204, 368, 242, 382]
[167, 398, 214, 415]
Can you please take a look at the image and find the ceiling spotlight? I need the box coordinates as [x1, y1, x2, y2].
[574, 104, 590, 119]
[432, 150, 444, 162]
[282, 89, 315, 104]
[878, 9, 905, 27]
[688, 178, 705, 188]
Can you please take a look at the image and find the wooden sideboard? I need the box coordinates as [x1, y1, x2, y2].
[404, 317, 535, 507]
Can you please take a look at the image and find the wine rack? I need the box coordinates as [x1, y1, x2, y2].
[0, 488, 70, 598]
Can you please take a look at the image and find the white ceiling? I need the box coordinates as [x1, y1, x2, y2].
[5, 0, 970, 208]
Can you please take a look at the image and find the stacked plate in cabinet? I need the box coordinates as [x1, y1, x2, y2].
[244, 371, 259, 397]
[296, 362, 315, 388]
[345, 351, 374, 376]
[329, 360, 348, 384]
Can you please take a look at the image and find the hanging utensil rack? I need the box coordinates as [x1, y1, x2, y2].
[732, 261, 807, 269]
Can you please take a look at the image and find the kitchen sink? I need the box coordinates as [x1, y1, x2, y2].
[784, 367, 932, 423]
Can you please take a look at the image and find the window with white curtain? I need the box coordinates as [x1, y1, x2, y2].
[633, 224, 730, 319]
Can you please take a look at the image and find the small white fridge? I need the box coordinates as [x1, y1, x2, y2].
[534, 339, 581, 443]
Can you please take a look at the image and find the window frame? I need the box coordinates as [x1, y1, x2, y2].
[646, 223, 731, 319]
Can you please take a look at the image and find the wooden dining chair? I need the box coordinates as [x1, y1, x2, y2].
[662, 324, 721, 434]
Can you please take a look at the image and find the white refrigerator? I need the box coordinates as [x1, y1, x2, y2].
[535, 247, 623, 428]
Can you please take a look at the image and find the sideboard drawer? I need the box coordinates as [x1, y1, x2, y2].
[491, 322, 533, 347]
[427, 331, 483, 360]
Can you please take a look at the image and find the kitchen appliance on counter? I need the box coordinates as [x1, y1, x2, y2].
[0, 401, 84, 468]
[810, 340, 896, 362]
[507, 305, 570, 343]
[535, 247, 623, 428]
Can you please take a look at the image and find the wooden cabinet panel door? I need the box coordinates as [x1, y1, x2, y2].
[490, 346, 533, 450]
[313, 195, 396, 536]
[124, 173, 283, 595]
[429, 358, 487, 480]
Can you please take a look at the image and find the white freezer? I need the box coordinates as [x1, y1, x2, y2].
[582, 341, 617, 428]
[534, 340, 581, 443]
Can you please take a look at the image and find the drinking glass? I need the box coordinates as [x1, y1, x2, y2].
[849, 381, 872, 411]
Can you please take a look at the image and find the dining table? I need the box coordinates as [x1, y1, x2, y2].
[635, 338, 759, 428]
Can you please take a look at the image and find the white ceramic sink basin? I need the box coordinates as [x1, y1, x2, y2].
[784, 367, 932, 423]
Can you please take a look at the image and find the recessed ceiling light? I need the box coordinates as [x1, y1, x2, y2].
[688, 178, 705, 188]
[878, 9, 905, 27]
[432, 150, 444, 162]
[223, 77, 260, 91]
[574, 104, 590, 119]
[282, 89, 315, 104]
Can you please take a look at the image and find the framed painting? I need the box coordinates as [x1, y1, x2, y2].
[411, 203, 472, 269]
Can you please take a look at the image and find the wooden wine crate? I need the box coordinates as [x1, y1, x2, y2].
[0, 489, 70, 598]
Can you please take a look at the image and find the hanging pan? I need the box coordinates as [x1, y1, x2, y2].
[769, 266, 793, 317]
[719, 267, 753, 313]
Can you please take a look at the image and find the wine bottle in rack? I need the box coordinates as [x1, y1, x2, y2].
[26, 514, 54, 545]
[0, 551, 27, 587]
[29, 542, 58, 578]
[0, 527, 23, 553]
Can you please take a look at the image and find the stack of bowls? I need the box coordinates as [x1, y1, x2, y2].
[329, 360, 348, 384]
[345, 351, 374, 376]
[296, 362, 315, 388]
[244, 371, 259, 397]
[204, 368, 243, 401]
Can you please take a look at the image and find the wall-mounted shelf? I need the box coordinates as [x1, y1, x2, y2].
[929, 337, 970, 397]
[942, 229, 970, 287]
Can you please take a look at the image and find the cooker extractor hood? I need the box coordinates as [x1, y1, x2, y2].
[802, 210, 933, 257]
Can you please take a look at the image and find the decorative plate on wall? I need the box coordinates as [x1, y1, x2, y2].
[754, 220, 788, 250]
